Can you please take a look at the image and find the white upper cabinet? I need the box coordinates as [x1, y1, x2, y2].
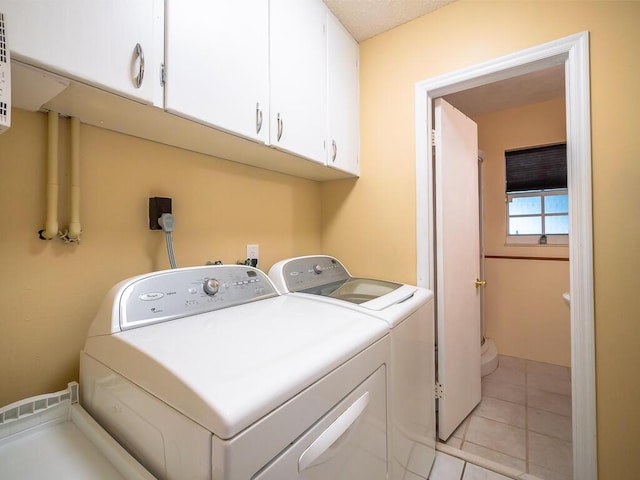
[269, 0, 327, 164]
[164, 0, 269, 144]
[326, 12, 360, 176]
[0, 0, 163, 106]
[2, 0, 360, 180]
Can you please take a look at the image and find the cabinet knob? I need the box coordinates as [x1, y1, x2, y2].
[134, 43, 145, 89]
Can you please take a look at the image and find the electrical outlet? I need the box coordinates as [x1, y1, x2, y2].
[246, 244, 259, 268]
[247, 244, 259, 260]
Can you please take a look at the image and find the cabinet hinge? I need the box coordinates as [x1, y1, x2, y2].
[160, 63, 166, 87]
[434, 383, 444, 399]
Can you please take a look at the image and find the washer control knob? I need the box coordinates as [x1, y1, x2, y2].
[203, 278, 220, 296]
[312, 264, 323, 274]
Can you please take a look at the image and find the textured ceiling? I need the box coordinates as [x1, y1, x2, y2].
[323, 0, 457, 42]
[323, 1, 565, 115]
[444, 65, 566, 116]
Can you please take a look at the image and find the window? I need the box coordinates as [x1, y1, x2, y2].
[505, 143, 568, 244]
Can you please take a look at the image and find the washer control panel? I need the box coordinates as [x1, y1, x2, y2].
[281, 255, 350, 292]
[117, 265, 277, 331]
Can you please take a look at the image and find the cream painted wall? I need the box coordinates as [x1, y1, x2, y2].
[320, 1, 640, 477]
[484, 258, 570, 365]
[477, 99, 567, 259]
[475, 98, 570, 366]
[0, 108, 322, 406]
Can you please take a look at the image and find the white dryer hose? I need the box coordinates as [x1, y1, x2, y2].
[40, 111, 59, 240]
[67, 116, 81, 241]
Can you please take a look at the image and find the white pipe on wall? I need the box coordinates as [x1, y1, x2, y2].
[67, 116, 81, 242]
[39, 110, 59, 240]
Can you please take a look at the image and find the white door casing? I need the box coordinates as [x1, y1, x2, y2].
[415, 32, 596, 479]
[434, 98, 482, 441]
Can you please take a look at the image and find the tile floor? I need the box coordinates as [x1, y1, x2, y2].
[442, 355, 573, 480]
[428, 451, 514, 480]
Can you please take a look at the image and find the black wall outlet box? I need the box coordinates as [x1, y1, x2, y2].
[149, 197, 172, 230]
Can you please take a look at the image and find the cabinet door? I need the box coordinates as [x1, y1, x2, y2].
[270, 0, 327, 164]
[1, 0, 162, 105]
[165, 0, 268, 144]
[326, 13, 359, 175]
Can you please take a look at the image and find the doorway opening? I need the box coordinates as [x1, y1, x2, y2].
[415, 32, 595, 480]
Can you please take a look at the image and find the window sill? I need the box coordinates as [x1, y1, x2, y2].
[506, 235, 568, 246]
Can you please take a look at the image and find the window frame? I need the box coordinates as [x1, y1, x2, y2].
[506, 188, 569, 245]
[504, 142, 569, 246]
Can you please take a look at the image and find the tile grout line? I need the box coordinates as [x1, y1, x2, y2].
[527, 358, 574, 479]
[459, 459, 467, 480]
[462, 439, 524, 466]
[459, 357, 574, 479]
[488, 388, 572, 417]
[459, 412, 470, 451]
[471, 396, 527, 431]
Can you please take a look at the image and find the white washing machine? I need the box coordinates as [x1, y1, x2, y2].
[269, 255, 436, 480]
[80, 265, 390, 480]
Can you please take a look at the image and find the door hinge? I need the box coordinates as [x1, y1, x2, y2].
[160, 64, 166, 87]
[431, 128, 437, 147]
[435, 383, 444, 399]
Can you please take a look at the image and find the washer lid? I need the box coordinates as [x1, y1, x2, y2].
[83, 294, 387, 440]
[301, 277, 415, 310]
[268, 255, 417, 311]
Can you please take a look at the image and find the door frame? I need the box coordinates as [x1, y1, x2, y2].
[414, 32, 596, 479]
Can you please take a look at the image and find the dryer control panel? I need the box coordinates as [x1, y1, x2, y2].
[92, 265, 278, 333]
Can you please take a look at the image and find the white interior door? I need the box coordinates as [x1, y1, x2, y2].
[434, 98, 482, 441]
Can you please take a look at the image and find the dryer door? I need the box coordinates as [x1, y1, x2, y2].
[252, 366, 387, 480]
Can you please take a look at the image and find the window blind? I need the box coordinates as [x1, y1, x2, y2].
[505, 143, 567, 193]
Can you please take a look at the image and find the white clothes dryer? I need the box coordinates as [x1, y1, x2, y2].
[269, 255, 436, 480]
[80, 265, 390, 480]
